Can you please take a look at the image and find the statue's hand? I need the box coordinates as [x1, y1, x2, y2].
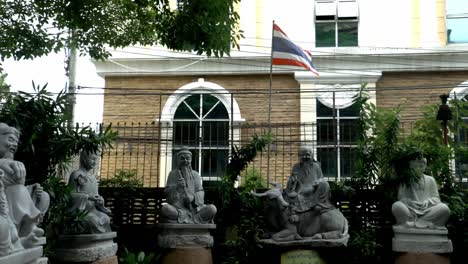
[32, 183, 44, 200]
[91, 195, 105, 206]
[0, 159, 26, 184]
[177, 178, 186, 189]
[289, 214, 299, 223]
[183, 193, 194, 204]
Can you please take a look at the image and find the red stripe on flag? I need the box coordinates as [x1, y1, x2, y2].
[272, 58, 319, 76]
[273, 24, 288, 37]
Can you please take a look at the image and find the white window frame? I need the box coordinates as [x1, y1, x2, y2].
[314, 0, 359, 47]
[446, 0, 468, 44]
[158, 78, 244, 186]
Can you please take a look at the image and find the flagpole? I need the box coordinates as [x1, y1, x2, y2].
[266, 20, 274, 185]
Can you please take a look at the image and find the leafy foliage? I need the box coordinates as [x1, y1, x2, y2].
[0, 0, 242, 60]
[119, 247, 160, 264]
[99, 169, 143, 188]
[214, 134, 271, 264]
[352, 84, 402, 190]
[347, 228, 382, 263]
[0, 84, 117, 184]
[42, 176, 88, 255]
[225, 133, 272, 184]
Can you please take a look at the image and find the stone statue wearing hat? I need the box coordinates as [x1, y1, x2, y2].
[160, 148, 216, 224]
[0, 122, 49, 255]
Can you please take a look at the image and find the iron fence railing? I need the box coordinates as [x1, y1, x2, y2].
[93, 121, 468, 187]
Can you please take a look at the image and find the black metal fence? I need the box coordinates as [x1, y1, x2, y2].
[95, 120, 468, 187]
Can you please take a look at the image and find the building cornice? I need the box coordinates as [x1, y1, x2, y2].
[94, 46, 468, 78]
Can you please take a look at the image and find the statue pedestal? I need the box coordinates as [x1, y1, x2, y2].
[0, 247, 47, 264]
[259, 235, 349, 264]
[157, 223, 216, 264]
[392, 226, 452, 264]
[53, 232, 118, 264]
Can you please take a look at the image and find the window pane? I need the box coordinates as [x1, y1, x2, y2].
[447, 18, 468, 43]
[202, 121, 229, 146]
[206, 103, 229, 119]
[202, 94, 218, 117]
[173, 121, 199, 146]
[317, 119, 335, 145]
[338, 21, 358, 46]
[340, 147, 356, 178]
[317, 99, 334, 117]
[339, 119, 358, 144]
[316, 22, 336, 47]
[201, 149, 228, 178]
[317, 147, 336, 179]
[174, 103, 198, 119]
[339, 102, 360, 117]
[447, 0, 468, 13]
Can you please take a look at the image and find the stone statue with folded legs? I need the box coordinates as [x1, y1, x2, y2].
[253, 146, 348, 243]
[392, 154, 450, 229]
[0, 123, 49, 251]
[390, 148, 452, 254]
[160, 148, 216, 224]
[68, 150, 112, 234]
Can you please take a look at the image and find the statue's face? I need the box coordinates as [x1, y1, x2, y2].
[0, 133, 18, 159]
[82, 152, 99, 170]
[178, 154, 192, 167]
[409, 157, 426, 176]
[299, 149, 312, 162]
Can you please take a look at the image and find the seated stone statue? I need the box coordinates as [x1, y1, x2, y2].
[0, 169, 24, 256]
[68, 150, 112, 234]
[255, 146, 348, 241]
[0, 123, 49, 250]
[160, 148, 216, 224]
[392, 151, 450, 229]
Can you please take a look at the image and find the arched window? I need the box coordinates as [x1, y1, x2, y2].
[172, 94, 230, 184]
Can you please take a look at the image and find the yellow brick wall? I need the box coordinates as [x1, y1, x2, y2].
[376, 71, 468, 121]
[101, 74, 301, 186]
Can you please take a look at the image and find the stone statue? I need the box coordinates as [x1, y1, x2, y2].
[0, 169, 22, 256]
[392, 152, 450, 229]
[160, 147, 216, 224]
[68, 150, 112, 234]
[0, 123, 49, 251]
[253, 146, 348, 242]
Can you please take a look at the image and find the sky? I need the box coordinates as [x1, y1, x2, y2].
[2, 51, 104, 125]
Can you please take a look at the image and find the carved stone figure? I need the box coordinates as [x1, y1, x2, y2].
[254, 146, 348, 242]
[68, 150, 112, 234]
[160, 148, 216, 224]
[392, 153, 450, 229]
[0, 123, 49, 251]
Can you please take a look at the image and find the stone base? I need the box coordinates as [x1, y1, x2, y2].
[281, 249, 325, 264]
[54, 232, 118, 263]
[161, 248, 212, 264]
[91, 255, 118, 264]
[259, 234, 349, 247]
[0, 247, 43, 264]
[157, 224, 216, 248]
[392, 226, 453, 253]
[395, 252, 450, 264]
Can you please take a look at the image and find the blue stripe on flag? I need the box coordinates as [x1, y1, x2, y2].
[272, 36, 314, 68]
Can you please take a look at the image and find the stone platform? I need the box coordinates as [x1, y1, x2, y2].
[158, 224, 216, 264]
[53, 232, 118, 263]
[392, 226, 453, 253]
[157, 223, 216, 248]
[259, 234, 349, 247]
[0, 247, 46, 264]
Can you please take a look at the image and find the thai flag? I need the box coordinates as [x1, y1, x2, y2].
[272, 23, 319, 76]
